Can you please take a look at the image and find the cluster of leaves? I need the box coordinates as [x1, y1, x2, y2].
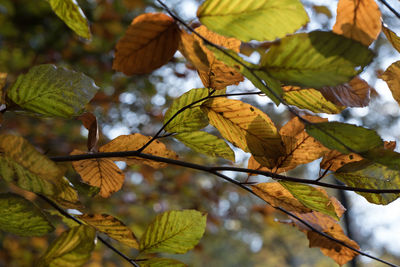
[1, 0, 400, 266]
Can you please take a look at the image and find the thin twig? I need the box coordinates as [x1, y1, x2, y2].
[378, 0, 400, 19]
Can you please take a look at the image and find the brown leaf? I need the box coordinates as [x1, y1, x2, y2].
[382, 25, 400, 54]
[333, 0, 381, 46]
[99, 134, 178, 168]
[113, 13, 180, 75]
[178, 30, 210, 72]
[71, 149, 125, 198]
[77, 112, 99, 152]
[380, 61, 400, 105]
[0, 73, 7, 105]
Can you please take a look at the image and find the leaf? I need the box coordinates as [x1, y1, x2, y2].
[0, 134, 64, 196]
[164, 88, 210, 133]
[320, 150, 363, 172]
[318, 76, 372, 107]
[47, 0, 91, 39]
[178, 31, 210, 72]
[193, 26, 243, 90]
[38, 225, 96, 267]
[7, 64, 99, 118]
[333, 0, 381, 46]
[139, 210, 207, 254]
[312, 5, 332, 18]
[251, 182, 312, 213]
[138, 258, 186, 267]
[283, 86, 345, 114]
[113, 13, 180, 75]
[279, 182, 340, 220]
[197, 0, 309, 42]
[78, 112, 99, 152]
[305, 121, 383, 154]
[380, 61, 400, 105]
[261, 31, 374, 88]
[284, 211, 359, 265]
[335, 160, 400, 205]
[71, 149, 125, 198]
[201, 98, 284, 167]
[0, 72, 6, 103]
[0, 193, 54, 236]
[99, 134, 178, 168]
[175, 131, 235, 161]
[206, 46, 283, 105]
[77, 214, 139, 249]
[51, 177, 82, 210]
[382, 25, 400, 53]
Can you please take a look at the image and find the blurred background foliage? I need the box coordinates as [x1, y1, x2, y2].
[1, 0, 400, 266]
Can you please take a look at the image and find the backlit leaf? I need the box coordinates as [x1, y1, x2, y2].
[77, 214, 139, 249]
[78, 112, 99, 152]
[382, 25, 400, 53]
[0, 193, 54, 236]
[7, 64, 99, 118]
[71, 150, 125, 198]
[51, 177, 82, 210]
[335, 161, 400, 205]
[47, 0, 91, 39]
[178, 31, 210, 72]
[99, 134, 178, 168]
[333, 0, 381, 46]
[380, 61, 400, 105]
[164, 88, 210, 133]
[175, 131, 235, 161]
[138, 258, 186, 267]
[38, 225, 96, 267]
[139, 210, 207, 254]
[320, 150, 363, 172]
[113, 13, 180, 75]
[197, 0, 309, 41]
[261, 31, 374, 88]
[305, 121, 383, 154]
[201, 98, 284, 167]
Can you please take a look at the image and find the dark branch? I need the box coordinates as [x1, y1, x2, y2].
[378, 0, 400, 19]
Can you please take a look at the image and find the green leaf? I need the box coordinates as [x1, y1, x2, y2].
[164, 88, 210, 133]
[139, 210, 207, 254]
[0, 135, 64, 196]
[261, 31, 374, 88]
[361, 148, 400, 172]
[175, 131, 235, 161]
[47, 0, 91, 39]
[305, 122, 383, 154]
[38, 225, 96, 267]
[197, 0, 309, 42]
[0, 193, 54, 236]
[138, 258, 186, 267]
[8, 64, 99, 118]
[283, 88, 345, 114]
[279, 182, 339, 220]
[335, 161, 400, 205]
[206, 46, 283, 105]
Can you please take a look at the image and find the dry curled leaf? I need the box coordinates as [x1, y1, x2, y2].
[77, 112, 99, 152]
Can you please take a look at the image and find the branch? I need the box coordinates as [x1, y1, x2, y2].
[37, 195, 140, 267]
[378, 0, 400, 19]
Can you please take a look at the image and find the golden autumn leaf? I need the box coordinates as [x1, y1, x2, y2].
[333, 0, 381, 46]
[99, 134, 178, 168]
[382, 25, 400, 54]
[113, 13, 180, 75]
[380, 61, 400, 105]
[71, 149, 125, 198]
[178, 30, 210, 72]
[201, 98, 284, 166]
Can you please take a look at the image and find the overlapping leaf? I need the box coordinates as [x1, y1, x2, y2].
[139, 210, 206, 254]
[38, 225, 96, 267]
[77, 214, 139, 249]
[333, 0, 381, 46]
[78, 112, 99, 152]
[201, 98, 284, 167]
[99, 134, 178, 168]
[139, 258, 186, 267]
[0, 193, 54, 236]
[113, 13, 180, 75]
[178, 31, 210, 72]
[47, 0, 91, 39]
[197, 0, 309, 42]
[7, 64, 99, 118]
[382, 25, 400, 53]
[175, 131, 235, 161]
[261, 31, 374, 88]
[71, 150, 125, 198]
[380, 61, 400, 105]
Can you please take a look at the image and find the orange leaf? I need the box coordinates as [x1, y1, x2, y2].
[71, 149, 125, 198]
[333, 0, 381, 46]
[178, 30, 210, 72]
[382, 25, 400, 54]
[99, 134, 178, 168]
[380, 61, 400, 105]
[113, 13, 180, 75]
[77, 112, 99, 152]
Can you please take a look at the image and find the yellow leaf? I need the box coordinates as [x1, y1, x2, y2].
[333, 0, 381, 46]
[201, 98, 284, 166]
[99, 134, 178, 168]
[113, 13, 180, 75]
[71, 149, 125, 198]
[77, 214, 139, 249]
[380, 61, 400, 106]
[382, 25, 400, 54]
